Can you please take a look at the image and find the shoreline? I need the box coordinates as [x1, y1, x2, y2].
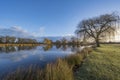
[1, 45, 92, 80]
[0, 43, 41, 46]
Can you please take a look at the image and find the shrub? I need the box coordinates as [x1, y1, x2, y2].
[64, 54, 83, 67]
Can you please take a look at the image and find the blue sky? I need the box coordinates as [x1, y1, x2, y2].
[0, 0, 120, 37]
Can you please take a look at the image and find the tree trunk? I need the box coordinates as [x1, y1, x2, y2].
[96, 39, 100, 47]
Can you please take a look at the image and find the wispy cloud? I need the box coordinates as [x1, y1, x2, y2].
[0, 26, 44, 38]
[0, 26, 73, 41]
[11, 26, 28, 33]
[62, 33, 74, 37]
[0, 26, 47, 38]
[32, 27, 45, 37]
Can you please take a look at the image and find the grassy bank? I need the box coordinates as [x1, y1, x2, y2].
[75, 44, 120, 80]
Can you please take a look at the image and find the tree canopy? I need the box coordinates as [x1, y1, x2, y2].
[75, 13, 119, 47]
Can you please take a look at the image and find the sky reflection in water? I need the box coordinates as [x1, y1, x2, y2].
[0, 45, 80, 77]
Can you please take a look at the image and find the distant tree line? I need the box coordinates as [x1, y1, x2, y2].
[0, 36, 81, 45]
[55, 37, 79, 45]
[0, 36, 38, 44]
[43, 37, 80, 45]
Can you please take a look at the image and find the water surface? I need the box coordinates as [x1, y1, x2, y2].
[0, 45, 81, 77]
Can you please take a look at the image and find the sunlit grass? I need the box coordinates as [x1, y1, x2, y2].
[75, 44, 120, 80]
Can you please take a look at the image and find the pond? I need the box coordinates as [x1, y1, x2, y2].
[0, 45, 82, 78]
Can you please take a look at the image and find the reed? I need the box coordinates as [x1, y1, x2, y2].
[45, 59, 74, 80]
[2, 47, 92, 80]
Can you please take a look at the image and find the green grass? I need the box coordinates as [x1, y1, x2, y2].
[75, 44, 120, 80]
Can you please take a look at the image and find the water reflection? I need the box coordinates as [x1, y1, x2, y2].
[0, 44, 82, 78]
[0, 44, 81, 53]
[55, 44, 61, 49]
[0, 46, 37, 53]
[43, 44, 81, 52]
[43, 45, 53, 51]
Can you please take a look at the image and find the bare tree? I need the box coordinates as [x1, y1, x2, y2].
[75, 13, 119, 47]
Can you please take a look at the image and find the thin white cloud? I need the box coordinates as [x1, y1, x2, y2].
[11, 26, 28, 33]
[0, 26, 36, 38]
[39, 27, 45, 35]
[0, 26, 73, 40]
[32, 27, 45, 37]
[62, 33, 74, 37]
[0, 26, 46, 38]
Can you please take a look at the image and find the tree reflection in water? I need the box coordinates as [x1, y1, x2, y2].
[55, 44, 61, 49]
[43, 45, 53, 51]
[0, 44, 81, 53]
[0, 46, 37, 53]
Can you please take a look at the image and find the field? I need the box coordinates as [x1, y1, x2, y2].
[75, 44, 120, 80]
